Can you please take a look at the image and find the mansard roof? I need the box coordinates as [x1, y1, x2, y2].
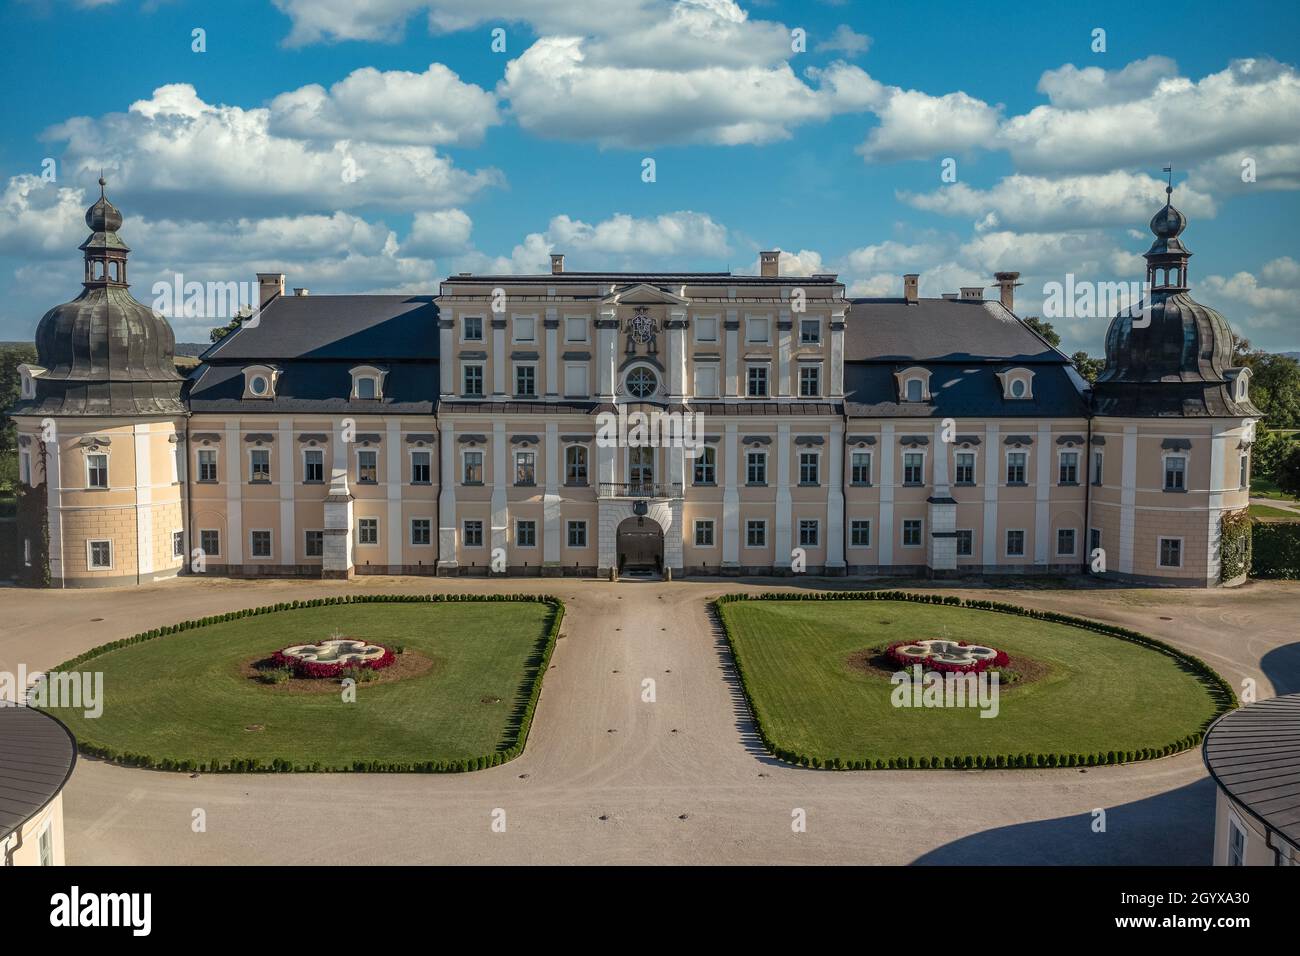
[844, 362, 1089, 419]
[188, 360, 435, 414]
[845, 297, 1063, 363]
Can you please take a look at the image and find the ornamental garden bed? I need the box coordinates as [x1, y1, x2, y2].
[41, 594, 563, 772]
[716, 592, 1233, 770]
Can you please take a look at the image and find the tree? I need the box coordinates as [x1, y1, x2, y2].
[0, 344, 39, 490]
[1022, 316, 1061, 348]
[1242, 353, 1300, 429]
[1071, 350, 1105, 384]
[1276, 443, 1300, 499]
[1253, 429, 1298, 481]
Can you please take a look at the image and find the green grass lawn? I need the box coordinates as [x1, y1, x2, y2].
[45, 600, 558, 770]
[1251, 476, 1297, 502]
[719, 599, 1226, 766]
[1249, 503, 1300, 520]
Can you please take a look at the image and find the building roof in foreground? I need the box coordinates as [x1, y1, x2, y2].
[1203, 694, 1300, 849]
[0, 706, 77, 843]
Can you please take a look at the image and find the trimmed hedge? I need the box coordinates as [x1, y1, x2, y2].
[42, 593, 564, 775]
[1250, 520, 1300, 579]
[714, 590, 1236, 772]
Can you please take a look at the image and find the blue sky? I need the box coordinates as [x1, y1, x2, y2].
[1, 0, 1297, 354]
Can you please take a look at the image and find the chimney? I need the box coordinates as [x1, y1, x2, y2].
[760, 250, 780, 278]
[903, 273, 919, 304]
[256, 272, 285, 310]
[293, 288, 309, 297]
[994, 271, 1021, 312]
[550, 253, 564, 275]
[959, 287, 984, 301]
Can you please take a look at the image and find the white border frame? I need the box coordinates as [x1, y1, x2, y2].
[248, 528, 274, 561]
[86, 538, 114, 570]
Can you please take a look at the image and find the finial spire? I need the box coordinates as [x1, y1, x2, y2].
[1162, 163, 1173, 199]
[98, 170, 106, 197]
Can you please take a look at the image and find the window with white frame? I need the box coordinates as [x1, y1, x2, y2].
[463, 520, 483, 547]
[1227, 817, 1247, 866]
[515, 364, 537, 397]
[745, 316, 770, 344]
[350, 366, 385, 401]
[955, 451, 976, 485]
[172, 530, 184, 558]
[693, 364, 719, 398]
[1240, 451, 1249, 489]
[564, 316, 588, 343]
[746, 364, 769, 397]
[903, 451, 924, 485]
[1006, 451, 1027, 484]
[462, 315, 484, 342]
[249, 448, 271, 482]
[1057, 528, 1077, 556]
[249, 530, 272, 559]
[850, 450, 872, 485]
[86, 451, 108, 489]
[746, 450, 767, 485]
[462, 449, 484, 484]
[357, 518, 378, 545]
[513, 316, 536, 343]
[39, 821, 53, 867]
[19, 448, 31, 485]
[411, 450, 432, 484]
[564, 363, 588, 397]
[745, 520, 767, 548]
[693, 446, 717, 485]
[904, 378, 924, 402]
[1164, 454, 1187, 491]
[87, 539, 112, 569]
[304, 448, 324, 483]
[1091, 449, 1104, 485]
[565, 445, 588, 485]
[243, 366, 278, 399]
[1158, 537, 1183, 568]
[998, 368, 1034, 400]
[798, 364, 821, 397]
[411, 518, 432, 546]
[695, 316, 719, 343]
[1059, 450, 1079, 485]
[1006, 529, 1026, 557]
[462, 363, 485, 396]
[516, 519, 536, 547]
[799, 318, 820, 345]
[514, 450, 536, 485]
[695, 519, 715, 547]
[902, 519, 923, 548]
[199, 529, 220, 556]
[567, 520, 587, 548]
[850, 520, 871, 547]
[798, 451, 820, 485]
[304, 530, 324, 558]
[798, 519, 819, 547]
[357, 449, 378, 484]
[956, 529, 974, 556]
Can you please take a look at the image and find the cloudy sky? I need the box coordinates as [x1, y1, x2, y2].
[1, 0, 1297, 353]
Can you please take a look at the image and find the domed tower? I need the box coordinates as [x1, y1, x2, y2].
[7, 179, 189, 587]
[1088, 180, 1260, 587]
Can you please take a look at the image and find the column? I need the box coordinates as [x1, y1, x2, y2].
[225, 419, 243, 565]
[722, 423, 740, 568]
[438, 419, 458, 571]
[928, 419, 956, 571]
[829, 308, 846, 398]
[1034, 422, 1051, 565]
[491, 420, 508, 571]
[667, 308, 687, 402]
[1120, 425, 1137, 575]
[543, 421, 561, 569]
[724, 311, 740, 397]
[322, 416, 354, 578]
[491, 318, 507, 397]
[596, 310, 618, 401]
[44, 429, 65, 585]
[134, 423, 154, 577]
[774, 423, 792, 570]
[777, 310, 792, 397]
[826, 421, 845, 570]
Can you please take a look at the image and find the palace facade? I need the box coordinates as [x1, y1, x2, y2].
[7, 183, 1259, 588]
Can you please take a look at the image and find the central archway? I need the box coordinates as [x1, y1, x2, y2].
[616, 515, 664, 573]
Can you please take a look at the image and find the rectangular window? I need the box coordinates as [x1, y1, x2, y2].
[850, 520, 871, 547]
[798, 365, 821, 397]
[565, 445, 588, 484]
[1091, 449, 1104, 485]
[463, 520, 483, 547]
[567, 520, 587, 548]
[514, 450, 536, 485]
[200, 529, 220, 557]
[463, 364, 484, 396]
[1164, 455, 1186, 491]
[249, 448, 271, 482]
[745, 520, 767, 548]
[956, 529, 973, 557]
[516, 520, 537, 547]
[515, 365, 536, 397]
[411, 450, 431, 484]
[304, 530, 324, 558]
[1159, 537, 1183, 568]
[693, 364, 719, 398]
[1006, 529, 1026, 557]
[304, 449, 324, 483]
[250, 530, 272, 559]
[564, 316, 587, 342]
[564, 364, 588, 397]
[24, 538, 32, 566]
[1006, 452, 1027, 485]
[88, 538, 112, 567]
[695, 316, 718, 343]
[39, 823, 52, 867]
[19, 450, 31, 485]
[798, 519, 819, 548]
[462, 450, 483, 484]
[1057, 528, 1077, 556]
[955, 452, 975, 485]
[850, 451, 872, 485]
[799, 318, 820, 345]
[1228, 819, 1246, 866]
[462, 315, 483, 341]
[745, 316, 770, 344]
[1240, 452, 1249, 489]
[693, 446, 716, 485]
[513, 316, 536, 343]
[1090, 528, 1102, 555]
[357, 518, 378, 545]
[799, 452, 820, 485]
[357, 449, 378, 484]
[197, 449, 218, 483]
[87, 452, 108, 489]
[172, 531, 184, 558]
[695, 520, 715, 547]
[747, 365, 769, 397]
[1059, 451, 1079, 485]
[411, 519, 432, 546]
[746, 451, 767, 485]
[903, 452, 924, 485]
[902, 519, 923, 548]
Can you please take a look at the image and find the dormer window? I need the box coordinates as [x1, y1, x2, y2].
[349, 365, 388, 401]
[241, 365, 280, 400]
[18, 363, 45, 400]
[1227, 367, 1252, 404]
[894, 367, 932, 403]
[997, 368, 1035, 401]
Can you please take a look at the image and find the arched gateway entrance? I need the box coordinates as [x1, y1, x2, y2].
[616, 515, 664, 573]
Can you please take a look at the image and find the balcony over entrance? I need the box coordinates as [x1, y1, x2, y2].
[598, 481, 683, 499]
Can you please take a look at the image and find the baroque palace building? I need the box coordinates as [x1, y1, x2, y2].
[8, 183, 1260, 588]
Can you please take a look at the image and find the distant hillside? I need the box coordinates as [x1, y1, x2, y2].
[175, 343, 208, 357]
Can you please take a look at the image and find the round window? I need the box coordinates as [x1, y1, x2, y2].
[1010, 379, 1026, 398]
[626, 367, 657, 399]
[250, 375, 268, 395]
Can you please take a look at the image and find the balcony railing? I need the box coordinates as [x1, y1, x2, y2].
[599, 481, 683, 500]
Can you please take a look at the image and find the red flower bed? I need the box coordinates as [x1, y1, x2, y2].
[269, 643, 396, 679]
[885, 640, 1009, 674]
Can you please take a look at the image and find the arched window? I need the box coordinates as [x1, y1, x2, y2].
[356, 376, 377, 400]
[905, 378, 923, 402]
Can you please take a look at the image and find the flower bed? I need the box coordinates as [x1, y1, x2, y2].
[884, 639, 1009, 674]
[269, 640, 396, 679]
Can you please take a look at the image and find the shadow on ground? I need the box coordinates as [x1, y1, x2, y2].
[1260, 642, 1300, 696]
[913, 777, 1215, 865]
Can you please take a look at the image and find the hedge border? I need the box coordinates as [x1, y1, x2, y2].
[38, 593, 564, 774]
[714, 590, 1237, 771]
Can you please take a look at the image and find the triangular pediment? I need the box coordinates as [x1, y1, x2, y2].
[602, 283, 689, 306]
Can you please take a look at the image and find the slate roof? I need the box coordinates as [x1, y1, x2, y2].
[844, 362, 1090, 419]
[1203, 695, 1300, 850]
[443, 273, 840, 287]
[0, 707, 77, 843]
[189, 360, 436, 414]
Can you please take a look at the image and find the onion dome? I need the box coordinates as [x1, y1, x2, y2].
[15, 178, 185, 417]
[1094, 182, 1260, 418]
